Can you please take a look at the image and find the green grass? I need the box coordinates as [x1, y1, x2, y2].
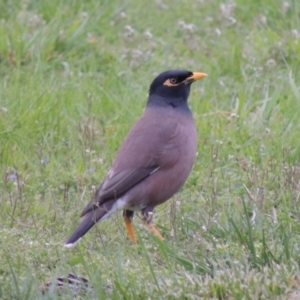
[1, 0, 300, 298]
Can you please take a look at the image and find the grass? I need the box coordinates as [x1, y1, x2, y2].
[1, 0, 300, 298]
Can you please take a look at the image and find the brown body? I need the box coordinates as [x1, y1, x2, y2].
[116, 107, 197, 211]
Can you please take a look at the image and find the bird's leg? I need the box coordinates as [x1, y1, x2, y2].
[141, 207, 164, 241]
[123, 210, 137, 244]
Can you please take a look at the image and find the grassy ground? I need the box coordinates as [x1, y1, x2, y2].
[1, 0, 300, 298]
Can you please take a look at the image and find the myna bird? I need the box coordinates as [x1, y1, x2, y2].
[65, 69, 207, 247]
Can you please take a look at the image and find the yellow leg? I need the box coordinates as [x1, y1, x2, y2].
[123, 211, 137, 244]
[144, 222, 164, 241]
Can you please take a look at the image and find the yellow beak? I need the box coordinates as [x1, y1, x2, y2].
[189, 72, 207, 81]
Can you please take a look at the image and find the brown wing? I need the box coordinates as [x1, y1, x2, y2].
[81, 108, 181, 217]
[80, 167, 158, 216]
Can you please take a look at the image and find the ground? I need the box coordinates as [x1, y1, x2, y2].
[1, 0, 300, 299]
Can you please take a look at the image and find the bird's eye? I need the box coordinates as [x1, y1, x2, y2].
[169, 78, 178, 84]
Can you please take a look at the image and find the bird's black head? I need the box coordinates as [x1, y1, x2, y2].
[147, 69, 207, 110]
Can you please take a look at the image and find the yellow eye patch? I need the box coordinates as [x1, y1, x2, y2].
[163, 79, 180, 86]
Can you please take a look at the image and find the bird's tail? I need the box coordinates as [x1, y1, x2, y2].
[64, 200, 115, 248]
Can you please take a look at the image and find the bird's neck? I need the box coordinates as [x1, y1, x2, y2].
[146, 95, 192, 114]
